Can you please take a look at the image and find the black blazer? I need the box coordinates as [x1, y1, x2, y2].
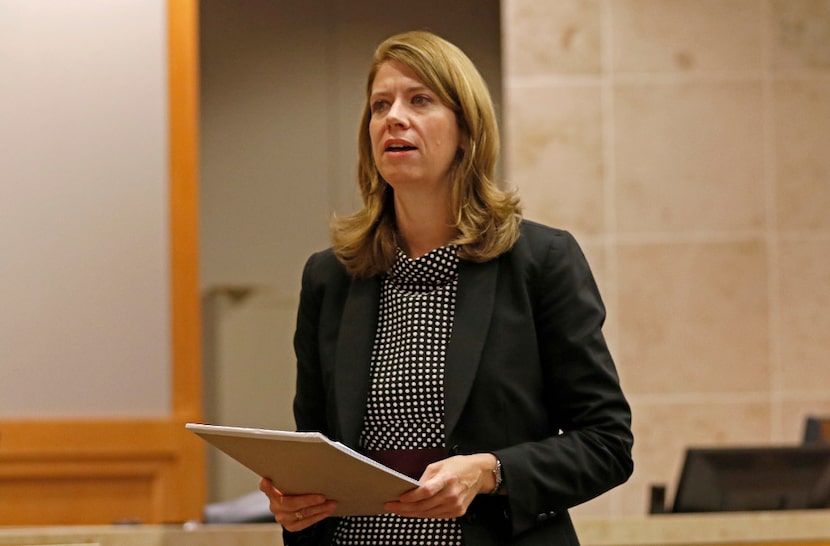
[288, 220, 633, 545]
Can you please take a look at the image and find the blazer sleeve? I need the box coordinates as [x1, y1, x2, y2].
[496, 230, 634, 536]
[284, 251, 340, 546]
[292, 250, 328, 433]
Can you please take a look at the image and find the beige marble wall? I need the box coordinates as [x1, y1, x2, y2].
[502, 0, 830, 517]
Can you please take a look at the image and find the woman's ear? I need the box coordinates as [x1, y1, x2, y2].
[456, 131, 470, 160]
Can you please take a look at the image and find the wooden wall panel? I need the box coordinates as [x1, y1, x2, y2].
[0, 419, 204, 524]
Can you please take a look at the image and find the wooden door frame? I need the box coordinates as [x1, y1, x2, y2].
[169, 0, 202, 422]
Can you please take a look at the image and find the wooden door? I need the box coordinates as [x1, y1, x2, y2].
[0, 0, 205, 525]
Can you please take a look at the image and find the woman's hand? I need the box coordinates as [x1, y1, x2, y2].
[383, 453, 497, 519]
[258, 477, 338, 531]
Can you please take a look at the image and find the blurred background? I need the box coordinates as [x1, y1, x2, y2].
[2, 0, 829, 525]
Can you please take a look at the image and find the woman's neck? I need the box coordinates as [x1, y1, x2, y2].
[393, 189, 455, 259]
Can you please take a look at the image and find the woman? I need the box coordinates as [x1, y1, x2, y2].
[260, 30, 633, 545]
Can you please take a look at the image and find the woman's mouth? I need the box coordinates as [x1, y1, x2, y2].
[384, 140, 417, 153]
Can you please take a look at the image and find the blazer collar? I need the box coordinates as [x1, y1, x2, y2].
[334, 258, 498, 447]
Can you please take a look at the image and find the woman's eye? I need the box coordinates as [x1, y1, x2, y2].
[412, 94, 431, 106]
[371, 100, 389, 113]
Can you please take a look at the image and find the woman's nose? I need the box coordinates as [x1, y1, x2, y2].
[386, 101, 408, 127]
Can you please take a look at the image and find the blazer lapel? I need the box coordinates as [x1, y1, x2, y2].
[444, 258, 498, 439]
[335, 275, 381, 447]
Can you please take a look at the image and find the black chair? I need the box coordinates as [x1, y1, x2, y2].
[804, 415, 830, 445]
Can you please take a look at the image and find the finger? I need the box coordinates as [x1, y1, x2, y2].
[387, 500, 466, 520]
[258, 478, 282, 497]
[387, 478, 473, 519]
[273, 496, 333, 520]
[385, 495, 444, 516]
[275, 493, 328, 512]
[398, 474, 447, 503]
[385, 504, 454, 520]
[278, 500, 337, 531]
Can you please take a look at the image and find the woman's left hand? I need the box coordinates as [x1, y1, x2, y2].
[383, 453, 497, 519]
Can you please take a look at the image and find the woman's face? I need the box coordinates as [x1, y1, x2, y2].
[368, 60, 461, 193]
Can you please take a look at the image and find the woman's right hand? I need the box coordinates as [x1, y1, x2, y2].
[258, 477, 338, 532]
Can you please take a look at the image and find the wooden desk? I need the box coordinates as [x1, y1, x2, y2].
[1, 511, 828, 546]
[0, 524, 282, 546]
[575, 510, 830, 546]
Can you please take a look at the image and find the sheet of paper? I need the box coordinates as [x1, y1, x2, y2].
[187, 423, 420, 517]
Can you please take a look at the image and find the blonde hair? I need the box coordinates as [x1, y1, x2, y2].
[331, 30, 521, 277]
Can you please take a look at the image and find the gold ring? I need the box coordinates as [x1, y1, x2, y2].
[295, 511, 304, 521]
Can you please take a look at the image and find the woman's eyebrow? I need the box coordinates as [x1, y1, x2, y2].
[370, 85, 432, 100]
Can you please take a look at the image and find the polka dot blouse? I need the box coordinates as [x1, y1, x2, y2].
[333, 245, 464, 545]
